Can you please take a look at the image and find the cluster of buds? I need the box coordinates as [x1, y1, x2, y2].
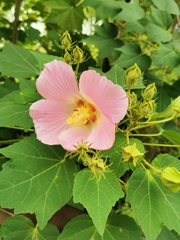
[127, 72, 157, 120]
[60, 31, 86, 65]
[76, 142, 108, 176]
[139, 83, 157, 119]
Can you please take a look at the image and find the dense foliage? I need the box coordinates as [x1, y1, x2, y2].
[0, 0, 180, 239]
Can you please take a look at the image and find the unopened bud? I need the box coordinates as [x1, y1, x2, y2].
[139, 100, 156, 118]
[89, 158, 105, 175]
[125, 63, 141, 86]
[161, 167, 180, 193]
[122, 143, 144, 166]
[127, 92, 137, 110]
[60, 31, 72, 50]
[142, 83, 157, 100]
[64, 51, 72, 65]
[72, 46, 84, 63]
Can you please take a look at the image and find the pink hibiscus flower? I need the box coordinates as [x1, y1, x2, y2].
[29, 60, 128, 151]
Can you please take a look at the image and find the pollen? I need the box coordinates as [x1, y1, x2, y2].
[67, 101, 97, 127]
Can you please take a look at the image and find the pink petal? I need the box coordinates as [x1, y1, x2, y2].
[79, 70, 128, 123]
[29, 99, 72, 145]
[87, 114, 115, 150]
[36, 60, 79, 102]
[58, 125, 92, 151]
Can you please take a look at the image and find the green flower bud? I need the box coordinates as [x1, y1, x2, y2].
[64, 51, 72, 65]
[89, 158, 105, 175]
[139, 100, 156, 118]
[161, 167, 180, 193]
[125, 63, 141, 87]
[60, 31, 72, 50]
[142, 83, 157, 100]
[122, 143, 144, 167]
[72, 46, 84, 63]
[127, 92, 137, 110]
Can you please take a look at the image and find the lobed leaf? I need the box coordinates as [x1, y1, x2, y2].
[0, 215, 59, 240]
[126, 161, 180, 240]
[114, 43, 151, 72]
[58, 214, 142, 240]
[139, 7, 172, 42]
[83, 21, 123, 59]
[82, 0, 121, 19]
[151, 0, 180, 15]
[45, 0, 84, 32]
[153, 42, 180, 69]
[73, 169, 124, 235]
[0, 135, 77, 229]
[113, 2, 144, 22]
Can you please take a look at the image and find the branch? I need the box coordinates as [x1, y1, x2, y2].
[12, 0, 23, 44]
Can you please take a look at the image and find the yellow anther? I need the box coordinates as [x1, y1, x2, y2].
[66, 107, 90, 127]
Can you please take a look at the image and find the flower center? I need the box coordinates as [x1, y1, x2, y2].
[66, 100, 97, 127]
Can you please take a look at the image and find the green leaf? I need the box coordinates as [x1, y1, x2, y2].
[83, 21, 123, 59]
[156, 86, 171, 112]
[162, 130, 180, 151]
[73, 169, 124, 235]
[157, 226, 180, 240]
[0, 215, 59, 240]
[153, 42, 180, 69]
[139, 7, 172, 42]
[58, 214, 142, 240]
[15, 79, 41, 104]
[104, 65, 126, 87]
[0, 42, 40, 78]
[0, 91, 33, 131]
[0, 79, 19, 98]
[151, 0, 180, 15]
[45, 0, 85, 31]
[114, 2, 144, 22]
[0, 135, 77, 229]
[152, 154, 180, 171]
[126, 162, 180, 240]
[31, 51, 63, 69]
[82, 0, 121, 19]
[102, 133, 128, 178]
[114, 43, 151, 72]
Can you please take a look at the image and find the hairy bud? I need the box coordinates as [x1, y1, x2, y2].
[125, 63, 141, 87]
[72, 46, 84, 63]
[64, 51, 72, 65]
[142, 83, 157, 100]
[60, 31, 72, 50]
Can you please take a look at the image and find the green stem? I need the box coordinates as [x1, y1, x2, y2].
[6, 126, 34, 132]
[130, 132, 162, 137]
[136, 112, 176, 126]
[143, 143, 180, 148]
[0, 139, 20, 144]
[75, 62, 80, 79]
[126, 131, 130, 145]
[142, 159, 162, 173]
